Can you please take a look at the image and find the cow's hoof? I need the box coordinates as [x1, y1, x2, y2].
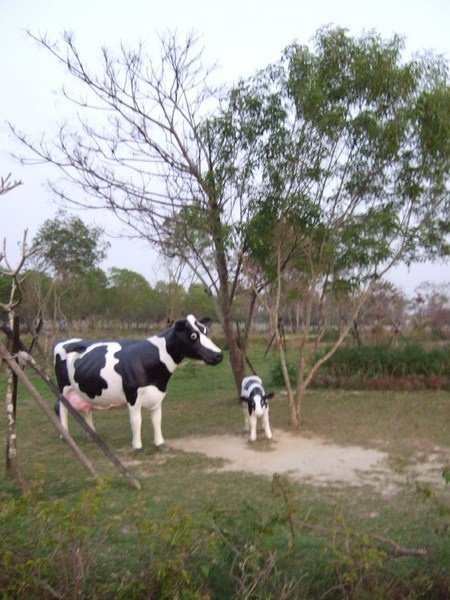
[156, 443, 169, 452]
[133, 447, 145, 454]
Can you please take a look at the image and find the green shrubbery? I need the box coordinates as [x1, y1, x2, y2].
[322, 344, 450, 378]
[1, 479, 446, 599]
[270, 344, 450, 390]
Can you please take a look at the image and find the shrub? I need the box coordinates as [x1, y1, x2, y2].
[269, 344, 450, 390]
[319, 343, 450, 379]
[270, 359, 297, 388]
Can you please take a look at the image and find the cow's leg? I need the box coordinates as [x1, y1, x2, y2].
[128, 404, 143, 451]
[262, 409, 272, 440]
[84, 411, 96, 432]
[59, 400, 69, 433]
[248, 414, 257, 442]
[149, 404, 165, 450]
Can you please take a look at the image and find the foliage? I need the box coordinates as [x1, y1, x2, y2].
[184, 283, 216, 320]
[31, 211, 109, 279]
[232, 26, 450, 425]
[241, 27, 449, 282]
[1, 477, 447, 599]
[106, 268, 159, 323]
[320, 343, 450, 378]
[270, 343, 450, 388]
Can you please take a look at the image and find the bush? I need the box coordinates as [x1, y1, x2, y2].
[270, 358, 297, 388]
[321, 344, 450, 379]
[269, 344, 450, 390]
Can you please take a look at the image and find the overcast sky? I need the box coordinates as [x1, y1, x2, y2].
[1, 0, 449, 294]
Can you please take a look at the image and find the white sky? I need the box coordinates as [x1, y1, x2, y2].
[1, 0, 449, 295]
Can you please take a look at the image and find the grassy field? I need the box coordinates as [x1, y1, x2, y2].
[0, 347, 449, 599]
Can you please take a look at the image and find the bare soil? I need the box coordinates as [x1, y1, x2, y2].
[168, 430, 449, 495]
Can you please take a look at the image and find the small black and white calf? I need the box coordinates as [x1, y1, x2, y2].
[239, 375, 274, 442]
[54, 315, 223, 451]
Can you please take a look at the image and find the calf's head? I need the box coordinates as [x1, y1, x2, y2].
[240, 390, 274, 416]
[170, 315, 223, 365]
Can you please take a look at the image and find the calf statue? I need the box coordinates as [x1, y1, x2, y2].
[54, 315, 223, 451]
[240, 375, 274, 442]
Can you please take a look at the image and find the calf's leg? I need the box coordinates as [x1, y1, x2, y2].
[262, 409, 272, 440]
[248, 414, 258, 442]
[243, 406, 251, 433]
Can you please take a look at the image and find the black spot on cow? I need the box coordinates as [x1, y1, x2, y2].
[54, 353, 70, 391]
[113, 341, 172, 405]
[74, 345, 109, 399]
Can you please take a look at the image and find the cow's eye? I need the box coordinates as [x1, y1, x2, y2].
[190, 332, 198, 341]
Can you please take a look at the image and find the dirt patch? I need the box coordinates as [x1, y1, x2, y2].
[168, 430, 449, 495]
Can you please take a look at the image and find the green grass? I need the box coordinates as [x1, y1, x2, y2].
[1, 349, 449, 598]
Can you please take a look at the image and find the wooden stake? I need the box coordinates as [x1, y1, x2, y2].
[0, 342, 101, 482]
[10, 348, 141, 490]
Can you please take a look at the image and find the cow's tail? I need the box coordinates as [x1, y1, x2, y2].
[54, 399, 60, 417]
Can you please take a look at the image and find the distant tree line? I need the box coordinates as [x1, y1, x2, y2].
[0, 213, 222, 331]
[1, 208, 447, 341]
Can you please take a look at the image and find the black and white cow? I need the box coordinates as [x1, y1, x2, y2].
[54, 315, 223, 451]
[240, 375, 274, 442]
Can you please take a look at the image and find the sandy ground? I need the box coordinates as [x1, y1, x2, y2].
[167, 430, 449, 495]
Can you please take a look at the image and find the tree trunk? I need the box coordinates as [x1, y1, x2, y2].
[5, 371, 30, 493]
[212, 213, 245, 391]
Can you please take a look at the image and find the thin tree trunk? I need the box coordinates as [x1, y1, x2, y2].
[214, 226, 245, 391]
[5, 371, 30, 493]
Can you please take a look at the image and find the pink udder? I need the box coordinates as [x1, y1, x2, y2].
[65, 389, 123, 412]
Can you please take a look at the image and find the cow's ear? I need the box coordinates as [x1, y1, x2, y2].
[239, 396, 249, 403]
[64, 341, 88, 354]
[174, 318, 187, 332]
[199, 317, 212, 329]
[265, 392, 274, 400]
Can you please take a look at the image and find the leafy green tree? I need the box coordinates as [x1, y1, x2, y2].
[32, 211, 109, 280]
[107, 268, 156, 324]
[183, 283, 216, 319]
[61, 268, 109, 320]
[154, 281, 186, 324]
[240, 27, 449, 425]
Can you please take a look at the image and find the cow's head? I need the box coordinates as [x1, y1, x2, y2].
[240, 390, 274, 416]
[170, 314, 223, 365]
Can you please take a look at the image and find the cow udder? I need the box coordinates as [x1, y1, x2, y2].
[65, 389, 123, 412]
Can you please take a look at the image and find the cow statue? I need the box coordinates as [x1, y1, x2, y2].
[239, 375, 274, 442]
[54, 315, 223, 451]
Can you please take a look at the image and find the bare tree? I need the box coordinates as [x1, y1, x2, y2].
[1, 175, 39, 490]
[11, 31, 252, 389]
[411, 282, 450, 340]
[0, 173, 22, 196]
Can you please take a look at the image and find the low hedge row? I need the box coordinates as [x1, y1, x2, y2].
[310, 374, 450, 391]
[321, 344, 450, 378]
[270, 344, 450, 389]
